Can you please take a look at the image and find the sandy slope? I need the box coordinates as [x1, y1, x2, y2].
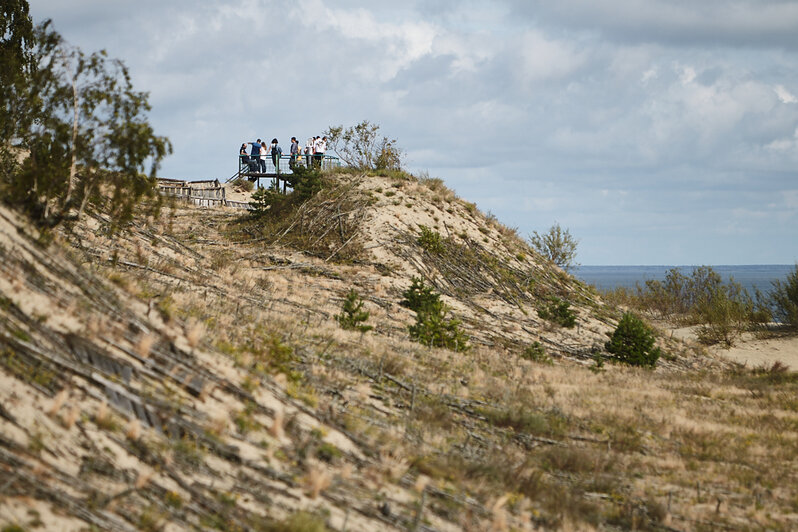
[3, 174, 797, 531]
[661, 322, 798, 369]
[710, 332, 798, 369]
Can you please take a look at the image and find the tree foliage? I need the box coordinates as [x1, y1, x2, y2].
[537, 296, 576, 328]
[1, 0, 34, 143]
[336, 289, 373, 333]
[693, 280, 757, 346]
[529, 223, 579, 271]
[248, 166, 325, 218]
[1, 11, 171, 228]
[324, 120, 403, 171]
[401, 277, 469, 352]
[771, 264, 798, 330]
[605, 312, 661, 368]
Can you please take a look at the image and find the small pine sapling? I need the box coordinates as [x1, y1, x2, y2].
[401, 277, 468, 352]
[336, 289, 373, 333]
[605, 312, 661, 367]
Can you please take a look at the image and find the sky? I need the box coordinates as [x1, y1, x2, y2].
[28, 0, 798, 265]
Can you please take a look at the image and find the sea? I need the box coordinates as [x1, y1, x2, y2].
[574, 265, 796, 296]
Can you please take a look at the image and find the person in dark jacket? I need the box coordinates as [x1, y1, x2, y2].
[270, 138, 282, 174]
[289, 137, 299, 169]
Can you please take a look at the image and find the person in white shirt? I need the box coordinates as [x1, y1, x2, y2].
[305, 137, 315, 168]
[313, 136, 326, 169]
[259, 141, 268, 173]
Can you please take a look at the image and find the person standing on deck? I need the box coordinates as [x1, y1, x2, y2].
[313, 135, 325, 169]
[289, 137, 299, 169]
[259, 140, 269, 174]
[246, 139, 266, 179]
[270, 138, 282, 174]
[306, 136, 316, 168]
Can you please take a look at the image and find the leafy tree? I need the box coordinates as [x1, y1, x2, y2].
[529, 223, 579, 271]
[2, 17, 171, 228]
[605, 312, 661, 368]
[336, 289, 373, 333]
[324, 120, 403, 171]
[693, 279, 754, 346]
[1, 0, 35, 179]
[770, 264, 798, 330]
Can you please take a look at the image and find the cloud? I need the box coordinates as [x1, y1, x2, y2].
[766, 128, 798, 155]
[505, 0, 798, 49]
[775, 84, 798, 104]
[517, 30, 586, 84]
[25, 0, 798, 264]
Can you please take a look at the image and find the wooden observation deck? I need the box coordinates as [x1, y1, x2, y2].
[234, 154, 340, 189]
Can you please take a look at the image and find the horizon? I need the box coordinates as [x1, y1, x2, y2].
[29, 1, 798, 265]
[578, 263, 796, 267]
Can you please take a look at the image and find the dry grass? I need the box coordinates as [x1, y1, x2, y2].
[303, 462, 332, 499]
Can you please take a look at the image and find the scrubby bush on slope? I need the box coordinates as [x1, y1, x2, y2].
[771, 264, 798, 330]
[605, 312, 661, 367]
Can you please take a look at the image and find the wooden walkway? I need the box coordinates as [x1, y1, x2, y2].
[157, 178, 251, 209]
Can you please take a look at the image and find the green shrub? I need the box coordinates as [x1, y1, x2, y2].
[694, 282, 753, 346]
[771, 265, 798, 330]
[400, 276, 440, 314]
[248, 166, 324, 218]
[401, 277, 469, 352]
[335, 289, 373, 333]
[408, 306, 470, 352]
[417, 225, 445, 254]
[249, 185, 279, 217]
[286, 165, 323, 200]
[605, 312, 661, 368]
[521, 341, 552, 364]
[537, 297, 576, 328]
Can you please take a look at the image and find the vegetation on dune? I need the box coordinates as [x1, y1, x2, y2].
[605, 312, 661, 367]
[529, 222, 579, 272]
[1, 11, 170, 229]
[2, 174, 798, 530]
[324, 120, 403, 171]
[601, 265, 782, 346]
[4, 5, 798, 530]
[335, 289, 373, 333]
[770, 264, 798, 330]
[401, 276, 469, 352]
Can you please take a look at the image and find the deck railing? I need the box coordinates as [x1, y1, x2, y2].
[237, 153, 340, 181]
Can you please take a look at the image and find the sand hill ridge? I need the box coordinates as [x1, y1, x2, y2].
[1, 171, 796, 531]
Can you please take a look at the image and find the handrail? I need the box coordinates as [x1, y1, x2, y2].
[236, 153, 340, 178]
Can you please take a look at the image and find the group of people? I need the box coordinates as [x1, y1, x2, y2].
[239, 135, 328, 174]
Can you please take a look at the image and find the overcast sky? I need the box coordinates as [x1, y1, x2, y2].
[29, 0, 798, 265]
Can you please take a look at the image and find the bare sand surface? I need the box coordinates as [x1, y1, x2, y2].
[718, 332, 798, 369]
[662, 322, 798, 370]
